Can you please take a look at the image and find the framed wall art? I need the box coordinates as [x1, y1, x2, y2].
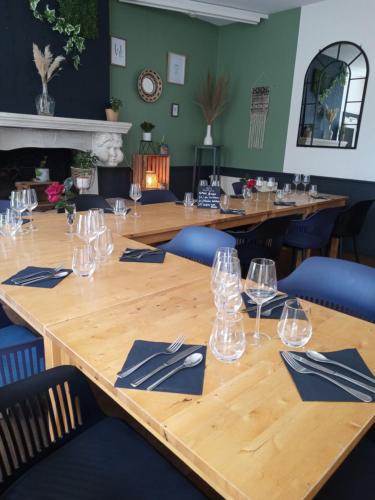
[167, 52, 186, 85]
[111, 36, 126, 67]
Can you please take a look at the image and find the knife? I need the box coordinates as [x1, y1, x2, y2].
[290, 353, 375, 394]
[130, 345, 201, 388]
[243, 293, 288, 312]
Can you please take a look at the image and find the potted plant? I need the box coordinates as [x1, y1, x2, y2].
[70, 151, 98, 193]
[140, 122, 155, 142]
[197, 72, 228, 145]
[105, 97, 123, 122]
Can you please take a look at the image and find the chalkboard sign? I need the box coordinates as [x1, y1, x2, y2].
[197, 186, 220, 209]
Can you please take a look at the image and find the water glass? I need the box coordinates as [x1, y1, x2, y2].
[94, 227, 114, 261]
[10, 190, 27, 232]
[255, 177, 264, 199]
[209, 313, 246, 363]
[242, 186, 252, 200]
[212, 256, 242, 315]
[275, 189, 284, 202]
[0, 210, 22, 238]
[183, 192, 194, 207]
[114, 199, 127, 216]
[283, 183, 292, 198]
[72, 245, 96, 278]
[76, 214, 97, 244]
[302, 175, 310, 194]
[220, 194, 230, 210]
[277, 299, 312, 347]
[293, 174, 302, 194]
[245, 258, 277, 345]
[23, 189, 38, 231]
[129, 183, 142, 217]
[309, 185, 318, 198]
[89, 208, 106, 235]
[65, 203, 76, 235]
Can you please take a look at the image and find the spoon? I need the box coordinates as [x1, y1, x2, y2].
[20, 270, 69, 286]
[306, 351, 375, 384]
[146, 352, 203, 391]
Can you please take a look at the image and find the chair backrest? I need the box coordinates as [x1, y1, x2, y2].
[228, 216, 294, 275]
[333, 199, 374, 237]
[232, 182, 244, 195]
[140, 189, 178, 205]
[278, 257, 375, 323]
[0, 366, 103, 494]
[160, 226, 236, 266]
[0, 199, 10, 212]
[286, 207, 342, 247]
[72, 195, 112, 212]
[0, 337, 45, 387]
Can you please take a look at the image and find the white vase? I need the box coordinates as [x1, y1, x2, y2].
[76, 177, 91, 190]
[142, 132, 152, 142]
[203, 124, 213, 146]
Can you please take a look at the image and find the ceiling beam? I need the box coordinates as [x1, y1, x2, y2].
[119, 0, 268, 25]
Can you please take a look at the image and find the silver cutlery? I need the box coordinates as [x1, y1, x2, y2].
[306, 351, 375, 385]
[12, 264, 64, 284]
[281, 352, 372, 403]
[131, 345, 201, 388]
[146, 352, 203, 391]
[243, 293, 288, 312]
[19, 270, 69, 286]
[262, 300, 288, 317]
[117, 335, 185, 378]
[290, 353, 375, 394]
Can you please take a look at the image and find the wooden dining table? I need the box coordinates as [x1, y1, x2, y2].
[2, 194, 373, 500]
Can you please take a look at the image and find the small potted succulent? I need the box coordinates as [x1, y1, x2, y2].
[140, 121, 155, 142]
[70, 151, 98, 193]
[105, 97, 123, 122]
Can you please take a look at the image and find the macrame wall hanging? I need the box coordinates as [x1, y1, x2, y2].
[248, 86, 270, 149]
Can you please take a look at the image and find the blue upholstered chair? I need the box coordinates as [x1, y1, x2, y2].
[232, 181, 244, 195]
[0, 199, 10, 211]
[278, 257, 375, 323]
[0, 366, 207, 499]
[0, 305, 45, 386]
[159, 226, 236, 266]
[140, 189, 178, 205]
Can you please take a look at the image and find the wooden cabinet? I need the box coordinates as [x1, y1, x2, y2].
[132, 154, 170, 189]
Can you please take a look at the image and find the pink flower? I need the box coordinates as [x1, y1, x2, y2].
[45, 182, 64, 204]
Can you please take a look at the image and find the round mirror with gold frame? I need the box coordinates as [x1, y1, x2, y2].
[138, 69, 163, 103]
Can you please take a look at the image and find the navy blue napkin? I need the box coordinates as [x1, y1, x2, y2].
[310, 195, 329, 200]
[281, 349, 375, 402]
[115, 340, 206, 394]
[2, 266, 72, 288]
[242, 293, 294, 319]
[274, 201, 296, 206]
[104, 207, 131, 214]
[119, 248, 166, 263]
[220, 208, 245, 215]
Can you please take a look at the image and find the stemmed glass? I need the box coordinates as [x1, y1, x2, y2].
[267, 177, 276, 201]
[129, 183, 142, 217]
[65, 203, 76, 235]
[283, 183, 292, 199]
[10, 190, 27, 233]
[302, 175, 310, 195]
[76, 214, 97, 244]
[255, 177, 264, 200]
[213, 257, 243, 315]
[211, 247, 238, 292]
[24, 189, 38, 231]
[88, 208, 106, 236]
[94, 227, 114, 262]
[293, 174, 301, 194]
[245, 258, 278, 345]
[220, 194, 230, 211]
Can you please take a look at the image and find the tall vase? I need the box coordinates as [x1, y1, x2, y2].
[203, 124, 213, 146]
[35, 82, 55, 116]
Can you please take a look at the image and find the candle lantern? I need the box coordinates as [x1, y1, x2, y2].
[145, 170, 158, 189]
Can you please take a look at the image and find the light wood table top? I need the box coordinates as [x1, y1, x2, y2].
[43, 281, 375, 500]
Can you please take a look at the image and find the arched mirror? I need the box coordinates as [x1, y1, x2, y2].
[297, 41, 369, 149]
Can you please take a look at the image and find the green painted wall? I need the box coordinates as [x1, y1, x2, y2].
[110, 1, 218, 165]
[216, 9, 300, 172]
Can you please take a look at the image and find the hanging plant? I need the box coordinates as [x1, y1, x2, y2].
[57, 0, 98, 40]
[29, 0, 85, 69]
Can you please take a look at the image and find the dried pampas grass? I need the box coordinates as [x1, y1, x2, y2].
[33, 43, 65, 84]
[197, 72, 228, 125]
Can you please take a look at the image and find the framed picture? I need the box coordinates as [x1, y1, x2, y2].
[111, 36, 126, 67]
[171, 103, 179, 117]
[167, 52, 186, 85]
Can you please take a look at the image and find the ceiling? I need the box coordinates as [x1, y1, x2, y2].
[194, 0, 326, 16]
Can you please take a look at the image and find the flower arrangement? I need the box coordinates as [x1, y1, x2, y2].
[197, 72, 228, 125]
[241, 178, 256, 189]
[46, 177, 76, 209]
[33, 43, 65, 88]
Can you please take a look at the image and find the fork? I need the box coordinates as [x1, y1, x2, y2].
[12, 264, 64, 284]
[281, 352, 372, 403]
[117, 335, 185, 378]
[262, 300, 288, 317]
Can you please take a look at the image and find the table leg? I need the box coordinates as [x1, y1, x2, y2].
[329, 237, 339, 258]
[44, 336, 62, 368]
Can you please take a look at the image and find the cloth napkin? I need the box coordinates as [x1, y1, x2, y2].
[119, 248, 166, 263]
[2, 266, 72, 289]
[274, 201, 296, 206]
[220, 208, 245, 215]
[104, 207, 131, 214]
[242, 293, 294, 319]
[310, 195, 329, 200]
[281, 349, 375, 402]
[115, 340, 206, 394]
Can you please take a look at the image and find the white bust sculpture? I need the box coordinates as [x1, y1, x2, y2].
[92, 132, 124, 167]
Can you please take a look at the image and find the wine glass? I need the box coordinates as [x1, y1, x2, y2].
[213, 257, 243, 315]
[293, 174, 301, 194]
[245, 258, 278, 345]
[72, 245, 96, 278]
[283, 183, 292, 198]
[302, 175, 310, 195]
[129, 183, 142, 217]
[65, 202, 76, 235]
[76, 214, 97, 244]
[277, 299, 312, 347]
[24, 189, 38, 231]
[183, 192, 194, 207]
[88, 208, 106, 235]
[94, 227, 114, 261]
[211, 248, 238, 292]
[10, 190, 27, 233]
[309, 184, 318, 198]
[209, 313, 246, 363]
[114, 199, 127, 216]
[267, 177, 275, 201]
[255, 177, 264, 200]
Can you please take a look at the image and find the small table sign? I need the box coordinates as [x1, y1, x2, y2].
[197, 186, 220, 209]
